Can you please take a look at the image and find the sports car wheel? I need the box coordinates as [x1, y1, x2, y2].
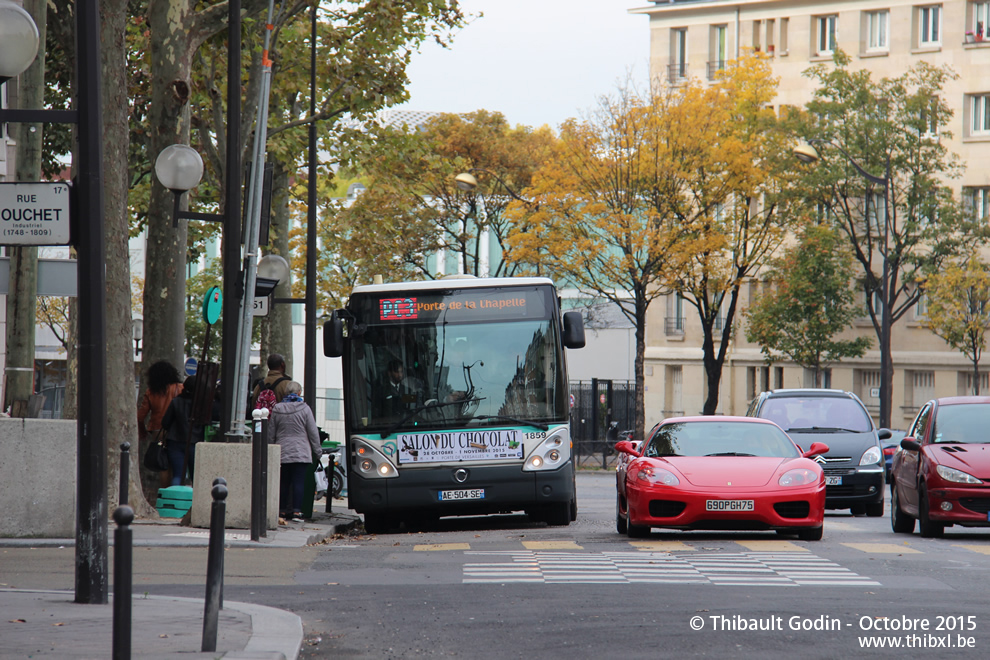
[918, 485, 944, 538]
[866, 500, 884, 517]
[890, 484, 915, 534]
[797, 526, 823, 541]
[616, 499, 627, 534]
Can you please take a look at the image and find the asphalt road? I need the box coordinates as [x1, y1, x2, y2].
[7, 471, 990, 658]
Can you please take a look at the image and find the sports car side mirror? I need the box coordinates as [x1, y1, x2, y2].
[900, 438, 922, 452]
[802, 442, 829, 458]
[615, 440, 642, 457]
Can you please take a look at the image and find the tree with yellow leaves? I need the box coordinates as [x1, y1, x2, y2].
[923, 254, 990, 395]
[507, 55, 796, 434]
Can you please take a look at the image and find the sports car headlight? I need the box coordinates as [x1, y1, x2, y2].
[635, 466, 679, 486]
[859, 446, 882, 466]
[523, 432, 570, 471]
[779, 468, 819, 487]
[936, 465, 982, 484]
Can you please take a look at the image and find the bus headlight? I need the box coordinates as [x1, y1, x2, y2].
[352, 438, 398, 479]
[523, 431, 570, 472]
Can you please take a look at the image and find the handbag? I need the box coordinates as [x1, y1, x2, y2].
[144, 431, 170, 472]
[314, 462, 329, 492]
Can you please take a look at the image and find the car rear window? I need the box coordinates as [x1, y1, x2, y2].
[644, 421, 799, 458]
[759, 396, 872, 433]
[933, 403, 990, 444]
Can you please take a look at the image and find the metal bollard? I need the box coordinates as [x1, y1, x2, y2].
[213, 478, 226, 609]
[112, 505, 134, 660]
[251, 408, 269, 541]
[119, 442, 130, 506]
[201, 481, 227, 652]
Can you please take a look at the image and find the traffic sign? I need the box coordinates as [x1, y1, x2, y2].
[201, 286, 222, 324]
[253, 296, 270, 317]
[0, 182, 71, 245]
[184, 357, 198, 376]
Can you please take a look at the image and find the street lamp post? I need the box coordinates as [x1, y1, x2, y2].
[0, 0, 109, 603]
[794, 139, 893, 429]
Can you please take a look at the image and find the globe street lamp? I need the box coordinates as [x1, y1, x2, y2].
[455, 168, 536, 208]
[793, 138, 893, 429]
[0, 1, 39, 84]
[154, 144, 205, 227]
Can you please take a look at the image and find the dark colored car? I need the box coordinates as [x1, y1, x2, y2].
[747, 389, 891, 516]
[890, 397, 990, 538]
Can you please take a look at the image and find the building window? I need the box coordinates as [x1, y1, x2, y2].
[747, 366, 770, 400]
[858, 369, 881, 403]
[915, 291, 929, 319]
[866, 10, 889, 51]
[918, 5, 941, 46]
[971, 94, 990, 136]
[867, 192, 887, 234]
[911, 371, 935, 407]
[965, 187, 990, 221]
[752, 20, 762, 52]
[709, 24, 727, 79]
[780, 18, 789, 53]
[670, 28, 688, 80]
[666, 293, 685, 335]
[920, 98, 939, 138]
[803, 367, 832, 388]
[766, 19, 776, 53]
[971, 1, 990, 37]
[961, 371, 990, 395]
[816, 15, 837, 55]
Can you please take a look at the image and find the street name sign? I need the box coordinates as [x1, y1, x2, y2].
[0, 182, 72, 245]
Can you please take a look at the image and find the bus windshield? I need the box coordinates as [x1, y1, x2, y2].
[344, 285, 567, 433]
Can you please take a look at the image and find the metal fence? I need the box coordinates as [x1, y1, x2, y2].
[570, 379, 636, 469]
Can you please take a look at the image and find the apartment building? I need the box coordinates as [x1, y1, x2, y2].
[630, 0, 990, 428]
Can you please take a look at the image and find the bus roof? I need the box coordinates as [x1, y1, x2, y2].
[350, 276, 556, 296]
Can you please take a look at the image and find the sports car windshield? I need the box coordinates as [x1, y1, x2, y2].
[644, 421, 800, 458]
[933, 403, 990, 444]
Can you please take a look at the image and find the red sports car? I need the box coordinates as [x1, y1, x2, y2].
[890, 396, 990, 538]
[615, 416, 829, 541]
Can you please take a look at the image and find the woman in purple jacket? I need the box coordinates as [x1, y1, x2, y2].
[269, 381, 321, 521]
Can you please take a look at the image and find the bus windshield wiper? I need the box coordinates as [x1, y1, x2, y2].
[379, 398, 482, 438]
[470, 415, 549, 431]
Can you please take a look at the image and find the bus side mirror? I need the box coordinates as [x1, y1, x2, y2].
[562, 311, 585, 349]
[323, 312, 344, 357]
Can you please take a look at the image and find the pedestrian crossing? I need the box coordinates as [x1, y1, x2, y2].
[462, 550, 882, 586]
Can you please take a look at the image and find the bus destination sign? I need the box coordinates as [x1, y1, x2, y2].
[374, 287, 550, 324]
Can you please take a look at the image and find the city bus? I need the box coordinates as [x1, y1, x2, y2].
[323, 276, 585, 533]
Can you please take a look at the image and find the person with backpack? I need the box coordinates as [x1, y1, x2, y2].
[251, 353, 292, 412]
[268, 381, 321, 521]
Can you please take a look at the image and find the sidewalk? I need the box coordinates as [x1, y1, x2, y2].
[0, 507, 362, 659]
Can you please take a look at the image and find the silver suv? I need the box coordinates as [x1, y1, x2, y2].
[747, 389, 891, 516]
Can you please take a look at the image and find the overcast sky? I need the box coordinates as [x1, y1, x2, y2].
[397, 0, 652, 130]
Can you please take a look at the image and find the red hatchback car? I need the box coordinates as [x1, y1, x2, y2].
[890, 397, 990, 538]
[615, 416, 829, 541]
